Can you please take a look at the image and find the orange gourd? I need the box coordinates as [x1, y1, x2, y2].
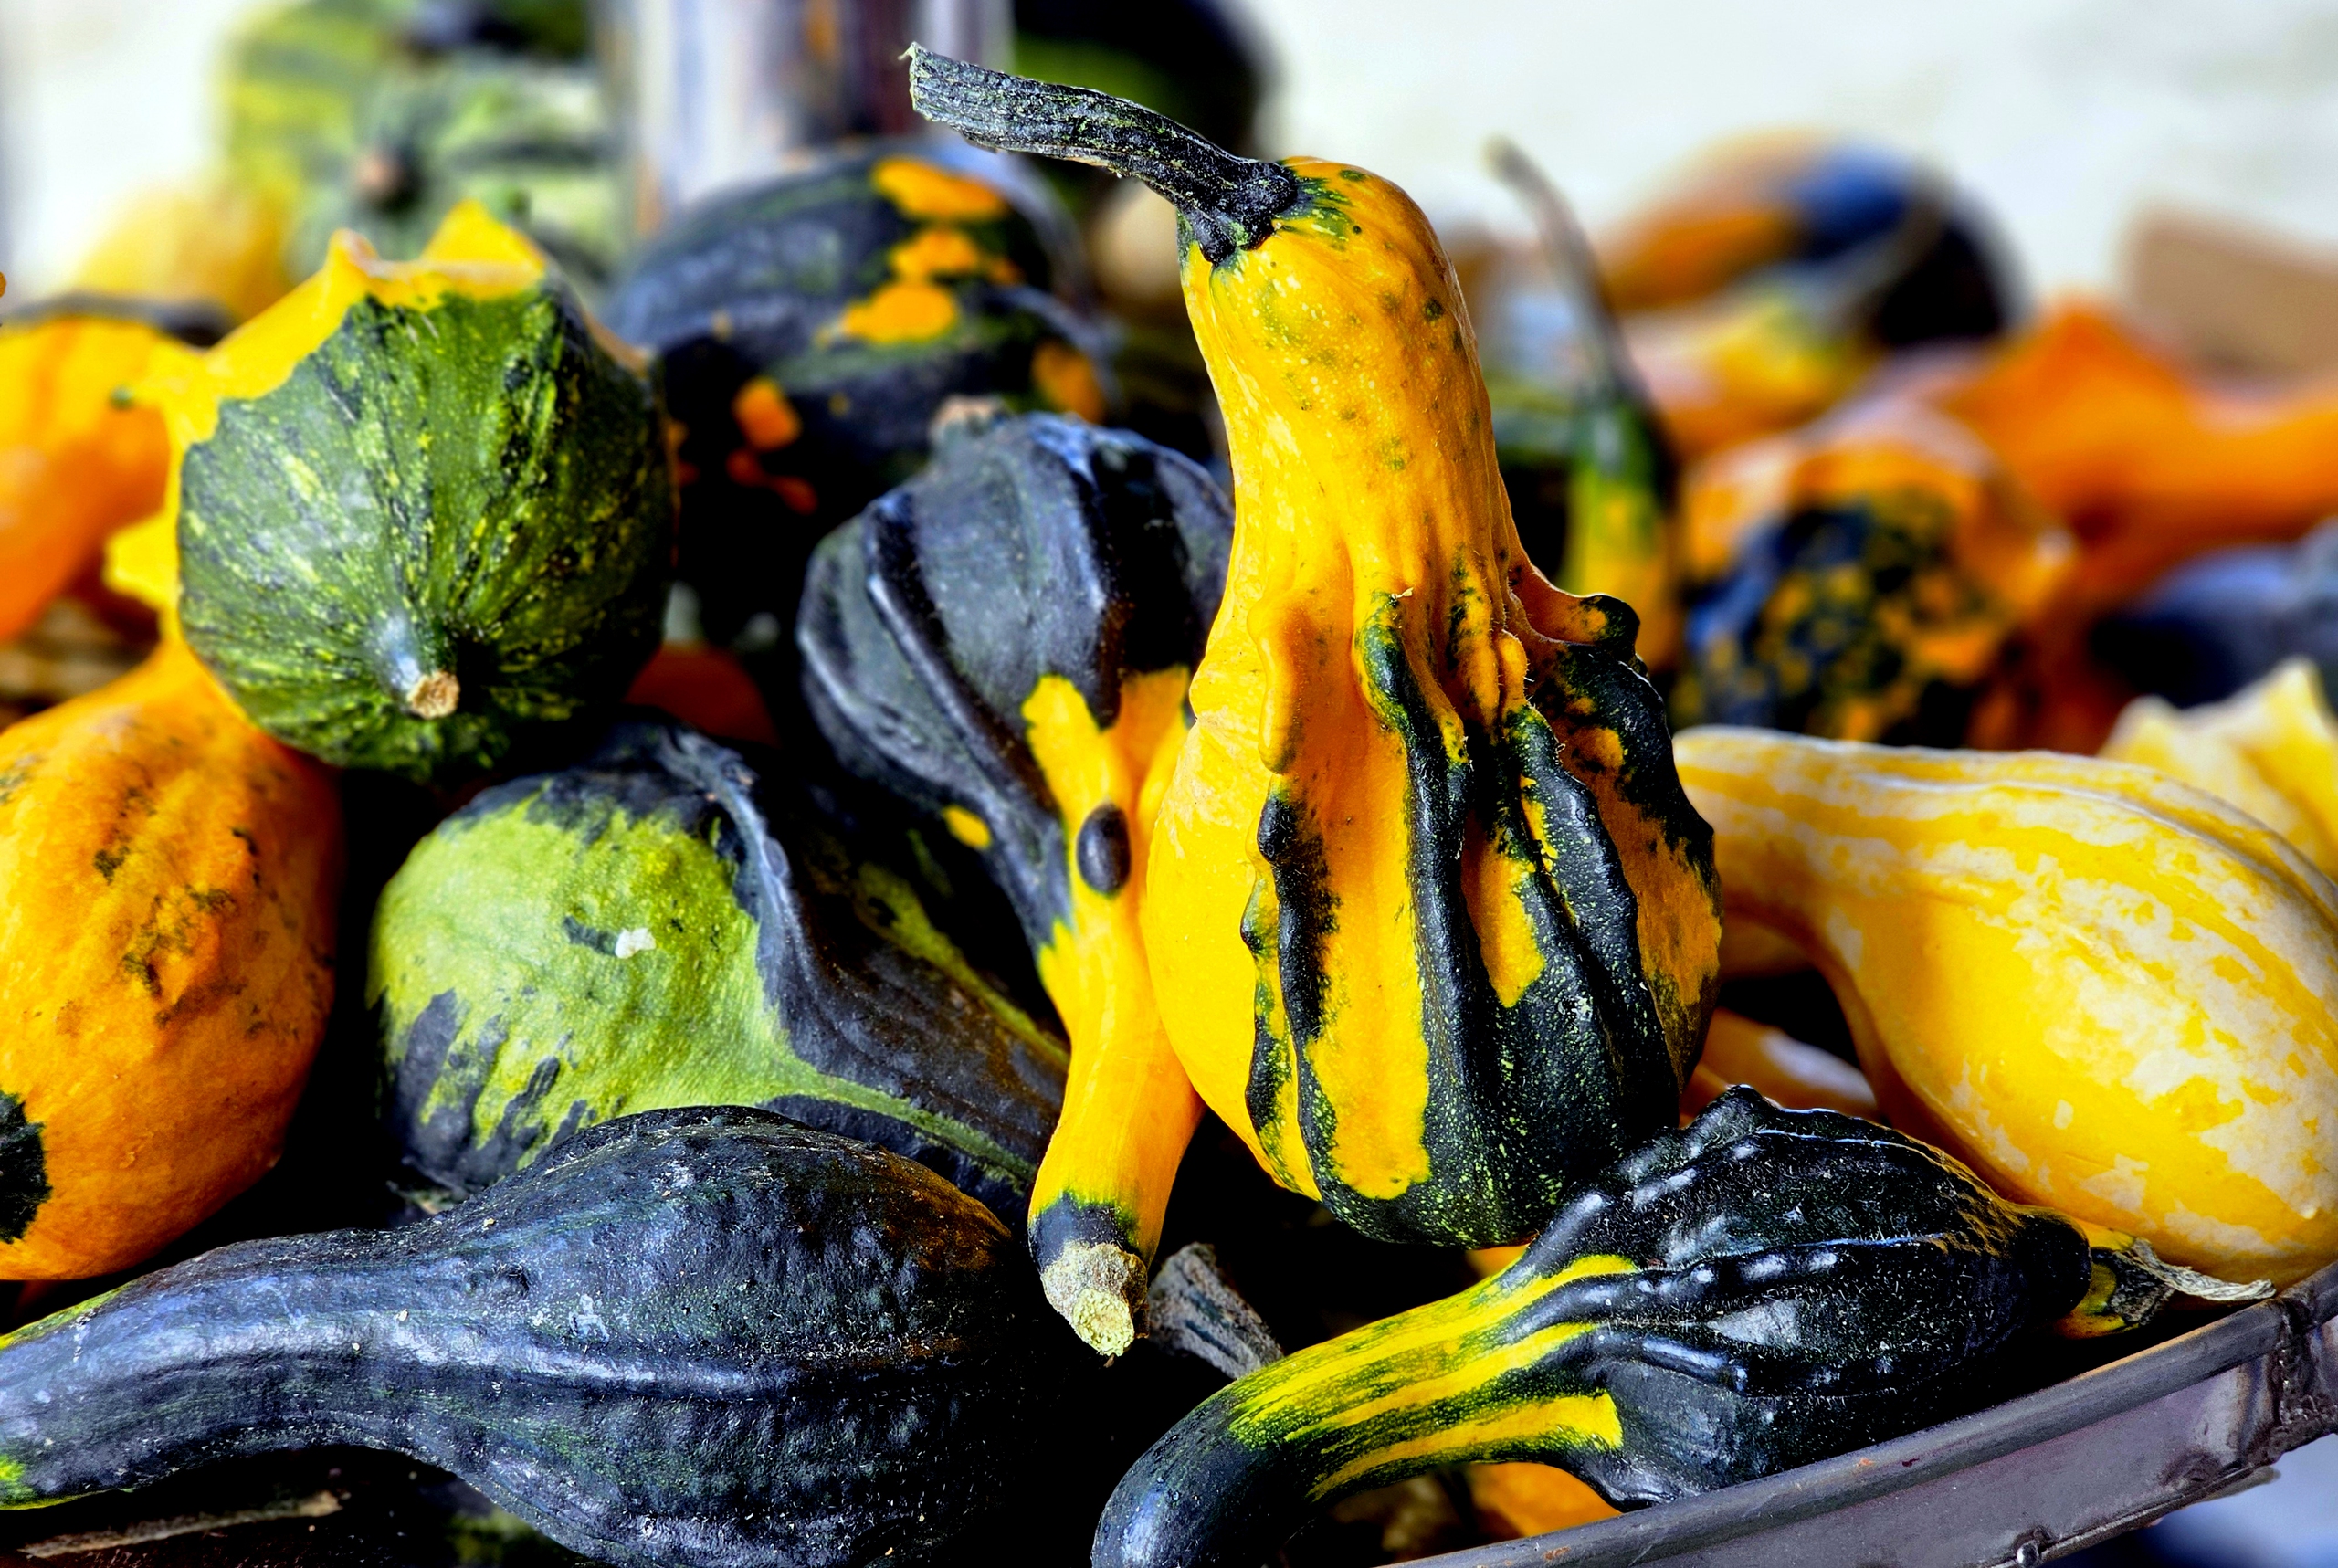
[1933, 301, 2338, 614]
[0, 639, 342, 1279]
[0, 317, 194, 643]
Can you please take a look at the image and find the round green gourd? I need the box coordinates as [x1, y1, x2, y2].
[371, 715, 1067, 1221]
[172, 205, 670, 784]
[0, 1106, 1073, 1568]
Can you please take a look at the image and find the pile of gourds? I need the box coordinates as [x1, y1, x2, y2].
[0, 17, 2334, 1568]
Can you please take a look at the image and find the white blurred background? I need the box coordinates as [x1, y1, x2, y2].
[11, 0, 2338, 294]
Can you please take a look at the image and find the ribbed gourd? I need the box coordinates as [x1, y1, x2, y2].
[799, 411, 1231, 1353]
[1674, 727, 2338, 1286]
[163, 201, 670, 784]
[0, 314, 194, 643]
[1672, 401, 2072, 744]
[910, 51, 1722, 1250]
[0, 1107, 1070, 1568]
[606, 142, 1107, 651]
[1091, 1089, 2231, 1568]
[0, 640, 342, 1279]
[371, 717, 1067, 1222]
[2101, 658, 2338, 879]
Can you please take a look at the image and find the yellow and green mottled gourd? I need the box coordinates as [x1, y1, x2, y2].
[1675, 726, 2338, 1286]
[160, 200, 670, 784]
[1090, 1089, 2243, 1568]
[910, 51, 1722, 1248]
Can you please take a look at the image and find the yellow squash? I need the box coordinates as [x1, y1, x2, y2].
[2101, 658, 2338, 879]
[908, 51, 1722, 1247]
[0, 639, 342, 1279]
[1675, 726, 2338, 1285]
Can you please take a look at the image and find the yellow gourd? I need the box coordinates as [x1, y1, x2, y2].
[907, 50, 1722, 1247]
[1675, 726, 2338, 1285]
[2101, 658, 2338, 879]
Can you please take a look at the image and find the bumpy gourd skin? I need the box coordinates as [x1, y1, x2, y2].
[0, 640, 342, 1279]
[1093, 1089, 2097, 1568]
[1675, 728, 2338, 1286]
[906, 51, 1723, 1252]
[799, 413, 1232, 1353]
[1153, 174, 1717, 1243]
[372, 718, 1068, 1222]
[0, 1107, 1068, 1568]
[170, 202, 671, 784]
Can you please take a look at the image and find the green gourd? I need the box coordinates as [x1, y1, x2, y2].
[372, 717, 1065, 1223]
[171, 204, 670, 784]
[1091, 1089, 2254, 1568]
[0, 1106, 1070, 1568]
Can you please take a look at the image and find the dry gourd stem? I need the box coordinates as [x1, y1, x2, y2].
[406, 670, 459, 719]
[906, 46, 1300, 263]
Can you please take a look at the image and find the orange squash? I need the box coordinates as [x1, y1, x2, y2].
[1933, 301, 2338, 615]
[0, 317, 193, 643]
[0, 639, 342, 1279]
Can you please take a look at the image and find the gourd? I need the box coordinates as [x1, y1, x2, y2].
[225, 0, 617, 283]
[1931, 301, 2338, 616]
[1484, 140, 1681, 667]
[0, 639, 342, 1279]
[0, 314, 195, 643]
[909, 50, 1722, 1249]
[165, 201, 670, 784]
[1672, 401, 2071, 744]
[371, 717, 1067, 1224]
[606, 142, 1107, 651]
[1090, 1089, 2231, 1568]
[1674, 726, 2338, 1286]
[0, 1105, 1071, 1568]
[2092, 522, 2338, 710]
[1683, 1006, 1876, 1120]
[799, 411, 1231, 1352]
[2101, 659, 2338, 879]
[69, 175, 293, 326]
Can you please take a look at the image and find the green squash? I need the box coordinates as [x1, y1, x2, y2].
[172, 204, 670, 784]
[1093, 1089, 2232, 1568]
[371, 715, 1067, 1221]
[605, 141, 1108, 651]
[0, 1106, 1073, 1568]
[225, 0, 617, 281]
[797, 410, 1231, 1350]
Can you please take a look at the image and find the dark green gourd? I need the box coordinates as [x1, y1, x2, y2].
[174, 206, 671, 784]
[0, 1107, 1067, 1568]
[605, 141, 1106, 651]
[371, 717, 1066, 1222]
[797, 411, 1232, 1351]
[1094, 1089, 2207, 1568]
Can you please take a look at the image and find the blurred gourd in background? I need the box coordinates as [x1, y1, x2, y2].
[1598, 136, 2016, 462]
[1670, 398, 2071, 743]
[223, 0, 621, 288]
[1482, 140, 1683, 668]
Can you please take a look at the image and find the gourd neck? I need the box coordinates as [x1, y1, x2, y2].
[907, 46, 1301, 265]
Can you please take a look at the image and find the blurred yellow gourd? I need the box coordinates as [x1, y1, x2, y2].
[1676, 727, 2338, 1286]
[2101, 658, 2338, 879]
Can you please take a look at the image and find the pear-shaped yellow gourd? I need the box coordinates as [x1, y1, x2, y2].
[1675, 727, 2338, 1286]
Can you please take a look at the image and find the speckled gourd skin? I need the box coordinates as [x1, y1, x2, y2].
[372, 718, 1067, 1222]
[0, 1107, 1069, 1568]
[175, 213, 670, 784]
